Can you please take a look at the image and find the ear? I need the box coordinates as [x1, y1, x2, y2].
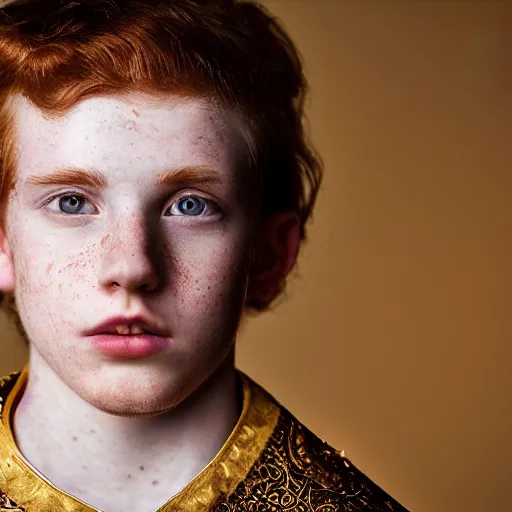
[247, 211, 301, 307]
[0, 228, 15, 293]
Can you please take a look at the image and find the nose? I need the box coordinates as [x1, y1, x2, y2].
[98, 217, 161, 294]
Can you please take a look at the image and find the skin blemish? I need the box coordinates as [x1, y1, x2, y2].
[132, 109, 140, 117]
[152, 480, 159, 486]
[139, 465, 145, 471]
[89, 429, 96, 434]
[46, 263, 53, 274]
[72, 436, 78, 441]
[127, 474, 132, 479]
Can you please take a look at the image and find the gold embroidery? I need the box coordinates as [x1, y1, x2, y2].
[211, 413, 407, 511]
[162, 380, 280, 512]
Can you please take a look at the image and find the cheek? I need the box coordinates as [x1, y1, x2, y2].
[167, 231, 249, 315]
[14, 228, 96, 307]
[13, 233, 100, 344]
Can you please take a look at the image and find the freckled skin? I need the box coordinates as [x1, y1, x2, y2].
[4, 92, 254, 417]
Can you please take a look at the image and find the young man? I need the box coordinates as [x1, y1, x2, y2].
[0, 0, 408, 510]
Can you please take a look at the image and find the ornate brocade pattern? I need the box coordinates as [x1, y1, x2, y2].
[213, 412, 407, 512]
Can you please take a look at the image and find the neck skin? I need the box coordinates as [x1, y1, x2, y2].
[11, 347, 241, 512]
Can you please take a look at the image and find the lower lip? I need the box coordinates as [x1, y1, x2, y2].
[90, 334, 171, 358]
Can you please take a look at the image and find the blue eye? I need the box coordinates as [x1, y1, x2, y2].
[59, 195, 86, 214]
[172, 197, 208, 216]
[45, 193, 94, 215]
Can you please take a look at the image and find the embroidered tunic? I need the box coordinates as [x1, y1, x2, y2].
[0, 369, 408, 511]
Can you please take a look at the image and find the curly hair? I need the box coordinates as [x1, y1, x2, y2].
[0, 0, 323, 334]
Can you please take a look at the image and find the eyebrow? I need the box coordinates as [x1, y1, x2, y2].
[24, 166, 228, 189]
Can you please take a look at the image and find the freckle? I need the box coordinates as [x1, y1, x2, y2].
[139, 465, 145, 471]
[89, 429, 96, 434]
[72, 436, 78, 441]
[152, 480, 159, 486]
[127, 474, 132, 479]
[82, 465, 87, 470]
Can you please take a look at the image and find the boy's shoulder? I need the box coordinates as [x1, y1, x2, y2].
[222, 373, 409, 512]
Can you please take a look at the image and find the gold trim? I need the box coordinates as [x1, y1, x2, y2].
[0, 365, 88, 511]
[0, 367, 280, 512]
[163, 375, 280, 511]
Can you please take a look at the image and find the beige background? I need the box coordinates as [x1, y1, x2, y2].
[1, 1, 510, 511]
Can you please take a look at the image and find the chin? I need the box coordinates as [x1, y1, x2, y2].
[75, 368, 187, 418]
[91, 399, 175, 419]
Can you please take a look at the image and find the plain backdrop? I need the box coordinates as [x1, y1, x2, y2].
[1, 1, 511, 511]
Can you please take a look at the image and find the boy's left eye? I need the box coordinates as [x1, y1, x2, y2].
[170, 196, 209, 216]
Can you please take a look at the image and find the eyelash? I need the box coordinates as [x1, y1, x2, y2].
[41, 190, 219, 217]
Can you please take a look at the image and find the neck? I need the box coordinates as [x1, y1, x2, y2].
[12, 348, 241, 511]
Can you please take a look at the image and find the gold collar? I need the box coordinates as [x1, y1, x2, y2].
[0, 366, 280, 512]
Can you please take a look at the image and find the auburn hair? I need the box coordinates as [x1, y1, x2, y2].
[0, 0, 322, 326]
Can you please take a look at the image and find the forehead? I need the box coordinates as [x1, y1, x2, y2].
[11, 92, 247, 186]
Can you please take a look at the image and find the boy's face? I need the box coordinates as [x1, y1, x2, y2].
[0, 92, 261, 416]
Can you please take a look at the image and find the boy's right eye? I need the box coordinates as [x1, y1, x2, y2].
[59, 194, 92, 214]
[43, 192, 96, 215]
